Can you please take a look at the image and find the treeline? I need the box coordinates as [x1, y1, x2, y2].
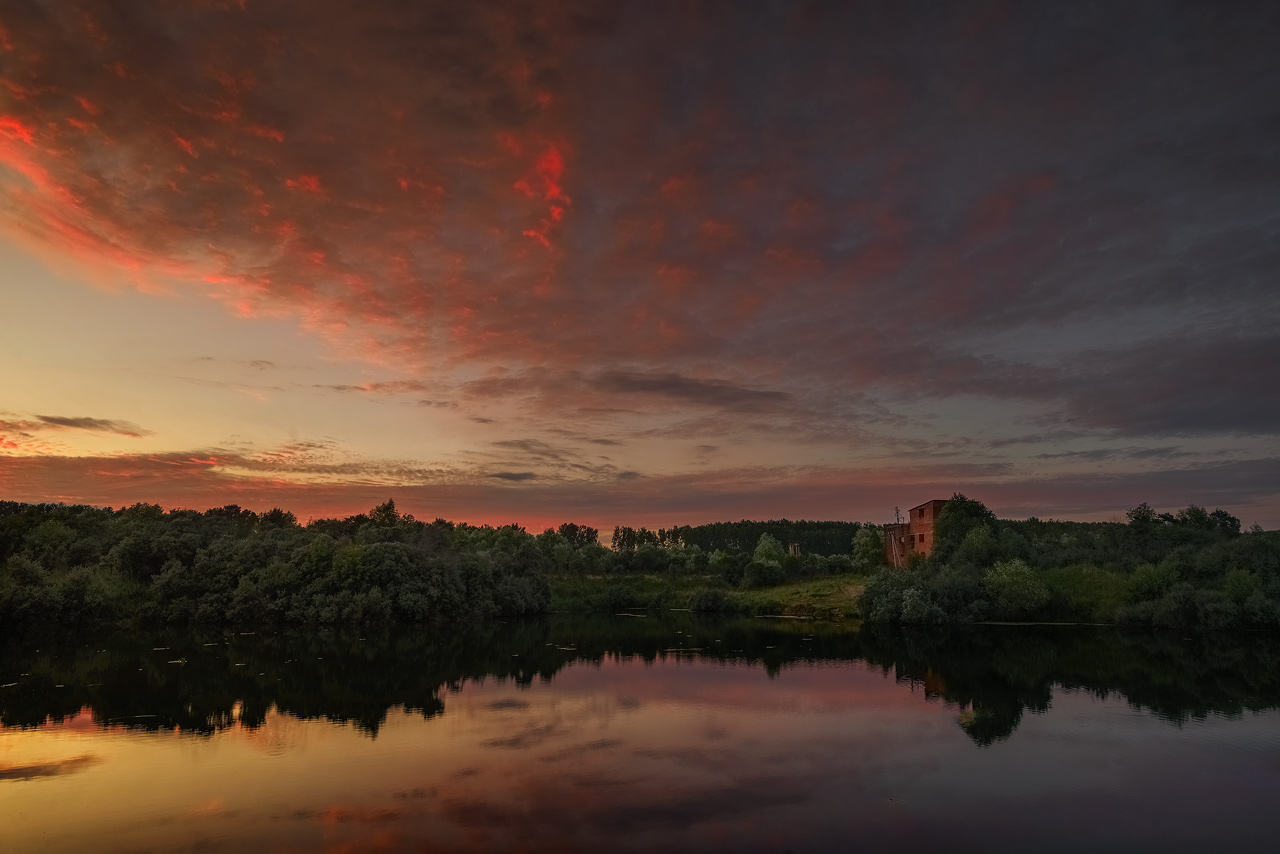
[601, 519, 877, 589]
[0, 499, 564, 629]
[0, 498, 881, 629]
[610, 519, 863, 556]
[860, 494, 1280, 631]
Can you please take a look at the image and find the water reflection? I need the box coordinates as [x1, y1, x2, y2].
[5, 616, 1279, 743]
[3, 617, 1280, 853]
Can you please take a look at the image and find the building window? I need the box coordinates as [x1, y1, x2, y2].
[918, 533, 924, 543]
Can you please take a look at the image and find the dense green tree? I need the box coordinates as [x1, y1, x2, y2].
[851, 526, 883, 571]
[932, 494, 998, 564]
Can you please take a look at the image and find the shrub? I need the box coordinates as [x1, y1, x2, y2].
[858, 569, 915, 623]
[900, 588, 948, 624]
[742, 560, 787, 589]
[1222, 569, 1258, 606]
[1150, 584, 1197, 628]
[825, 554, 854, 574]
[1195, 590, 1240, 630]
[1126, 563, 1178, 603]
[1244, 592, 1280, 629]
[604, 584, 639, 611]
[983, 559, 1050, 620]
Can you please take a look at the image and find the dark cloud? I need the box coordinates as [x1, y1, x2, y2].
[596, 371, 790, 412]
[34, 415, 151, 437]
[1055, 334, 1280, 436]
[2, 2, 1278, 520]
[484, 438, 637, 483]
[1034, 447, 1189, 462]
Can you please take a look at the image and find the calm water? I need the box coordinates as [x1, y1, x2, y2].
[3, 616, 1280, 853]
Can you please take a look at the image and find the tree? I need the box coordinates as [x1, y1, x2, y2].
[557, 522, 599, 548]
[1127, 502, 1156, 527]
[851, 526, 883, 571]
[753, 533, 786, 564]
[1209, 508, 1241, 536]
[368, 499, 400, 527]
[261, 508, 298, 528]
[611, 526, 636, 551]
[1174, 505, 1213, 531]
[933, 494, 997, 563]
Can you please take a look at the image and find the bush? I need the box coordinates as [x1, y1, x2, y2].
[742, 560, 787, 589]
[825, 554, 854, 574]
[1245, 591, 1280, 628]
[1126, 563, 1178, 603]
[1150, 584, 1197, 628]
[1195, 590, 1240, 630]
[859, 569, 915, 623]
[1222, 569, 1258, 605]
[983, 559, 1050, 620]
[604, 584, 640, 611]
[900, 588, 948, 625]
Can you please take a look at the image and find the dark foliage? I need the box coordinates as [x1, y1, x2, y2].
[641, 519, 864, 556]
[0, 500, 574, 628]
[859, 496, 1279, 631]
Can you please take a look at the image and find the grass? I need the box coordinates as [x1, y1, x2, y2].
[549, 572, 870, 619]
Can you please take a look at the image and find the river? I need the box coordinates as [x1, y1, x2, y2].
[3, 615, 1279, 852]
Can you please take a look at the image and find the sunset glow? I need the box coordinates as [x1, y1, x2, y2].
[2, 2, 1277, 528]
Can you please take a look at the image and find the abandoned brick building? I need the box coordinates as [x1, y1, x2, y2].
[883, 499, 948, 568]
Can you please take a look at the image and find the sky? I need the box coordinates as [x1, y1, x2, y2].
[1, 0, 1278, 530]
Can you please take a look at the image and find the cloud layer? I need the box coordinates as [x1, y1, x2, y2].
[2, 1, 1278, 524]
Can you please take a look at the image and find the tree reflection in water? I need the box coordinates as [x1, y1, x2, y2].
[3, 616, 1280, 745]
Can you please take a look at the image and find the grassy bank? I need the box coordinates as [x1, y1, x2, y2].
[550, 572, 869, 619]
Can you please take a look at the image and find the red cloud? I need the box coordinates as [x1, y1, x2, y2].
[0, 2, 584, 370]
[285, 174, 322, 193]
[0, 0, 1275, 523]
[0, 115, 35, 144]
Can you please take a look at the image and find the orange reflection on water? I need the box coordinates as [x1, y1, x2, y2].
[1, 657, 946, 853]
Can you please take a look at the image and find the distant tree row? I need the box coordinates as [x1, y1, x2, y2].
[611, 519, 864, 556]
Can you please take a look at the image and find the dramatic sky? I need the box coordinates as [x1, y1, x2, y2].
[2, 1, 1278, 529]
